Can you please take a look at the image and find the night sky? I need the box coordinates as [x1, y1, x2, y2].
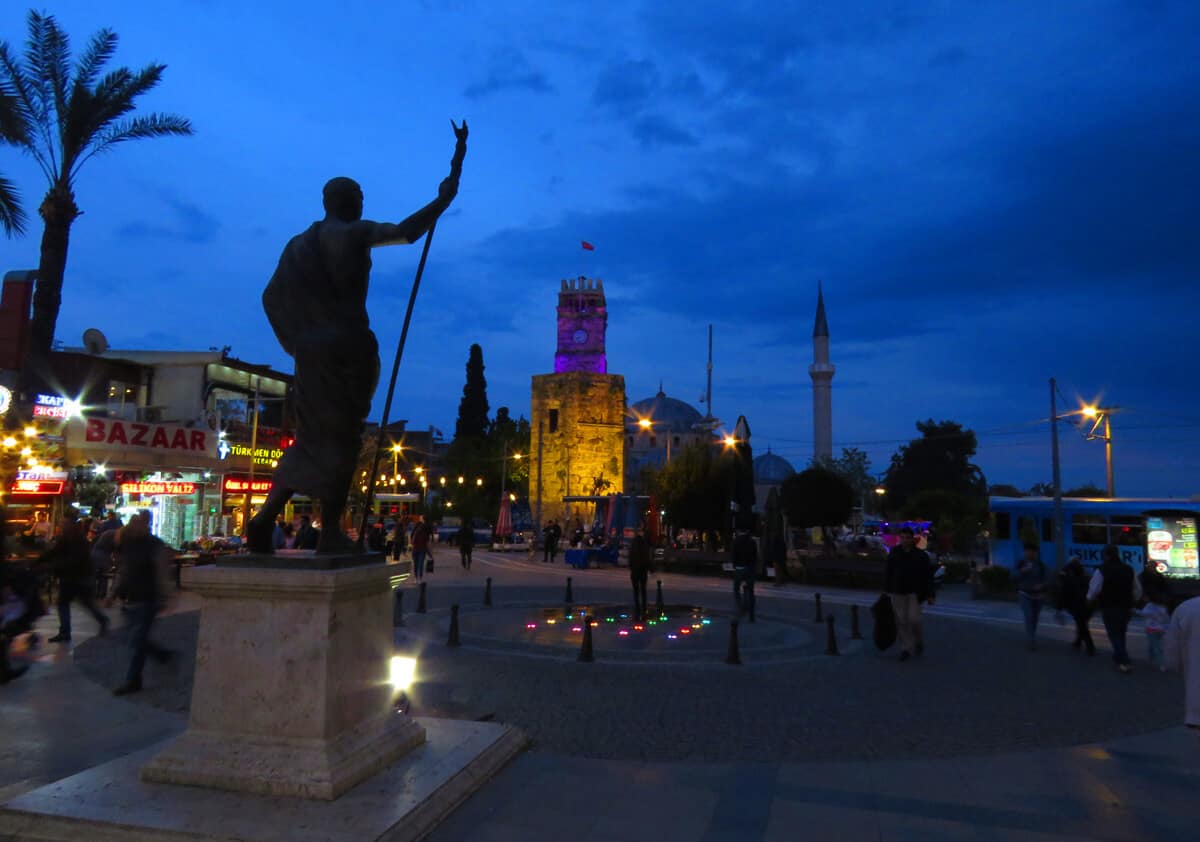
[3, 1, 1198, 496]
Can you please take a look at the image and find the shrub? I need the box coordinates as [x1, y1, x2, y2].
[979, 565, 1014, 592]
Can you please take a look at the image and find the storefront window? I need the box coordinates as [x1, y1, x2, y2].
[107, 381, 138, 419]
[1071, 514, 1108, 545]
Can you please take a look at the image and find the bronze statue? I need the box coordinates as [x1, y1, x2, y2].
[246, 122, 468, 554]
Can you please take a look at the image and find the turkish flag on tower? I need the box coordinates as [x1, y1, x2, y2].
[581, 240, 595, 251]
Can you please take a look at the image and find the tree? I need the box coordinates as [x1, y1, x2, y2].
[645, 441, 729, 536]
[779, 467, 854, 530]
[988, 483, 1026, 498]
[1064, 483, 1107, 498]
[821, 447, 873, 506]
[883, 419, 986, 513]
[487, 407, 530, 495]
[454, 344, 489, 440]
[0, 86, 27, 235]
[0, 10, 193, 360]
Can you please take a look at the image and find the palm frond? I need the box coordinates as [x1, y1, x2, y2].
[0, 43, 55, 180]
[0, 86, 29, 144]
[72, 28, 117, 90]
[0, 173, 27, 236]
[71, 112, 193, 179]
[62, 64, 165, 171]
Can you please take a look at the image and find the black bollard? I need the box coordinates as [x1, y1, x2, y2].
[393, 589, 404, 627]
[825, 614, 839, 655]
[578, 615, 594, 662]
[417, 581, 427, 614]
[447, 604, 461, 647]
[814, 593, 823, 623]
[484, 577, 493, 607]
[725, 620, 742, 665]
[850, 604, 863, 640]
[565, 576, 574, 604]
[656, 579, 665, 613]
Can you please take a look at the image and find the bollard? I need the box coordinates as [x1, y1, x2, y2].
[417, 581, 427, 614]
[484, 577, 493, 607]
[656, 579, 665, 613]
[850, 604, 863, 640]
[578, 614, 594, 662]
[825, 614, 839, 655]
[565, 576, 574, 604]
[725, 620, 742, 665]
[393, 589, 405, 627]
[814, 593, 823, 623]
[447, 604, 461, 647]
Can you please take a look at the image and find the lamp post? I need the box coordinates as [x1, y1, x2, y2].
[391, 443, 402, 481]
[1050, 378, 1065, 569]
[1082, 404, 1117, 497]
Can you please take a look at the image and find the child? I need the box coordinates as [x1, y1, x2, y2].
[1143, 598, 1170, 670]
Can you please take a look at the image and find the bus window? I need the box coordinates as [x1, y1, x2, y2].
[1041, 518, 1054, 542]
[1071, 514, 1107, 545]
[1110, 516, 1145, 547]
[1017, 517, 1038, 544]
[994, 512, 1011, 540]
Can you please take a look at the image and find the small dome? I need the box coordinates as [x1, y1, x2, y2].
[753, 450, 795, 484]
[628, 389, 704, 434]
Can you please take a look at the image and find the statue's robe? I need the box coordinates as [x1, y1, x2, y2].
[262, 222, 380, 503]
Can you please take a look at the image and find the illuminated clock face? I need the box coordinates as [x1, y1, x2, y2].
[572, 329, 588, 345]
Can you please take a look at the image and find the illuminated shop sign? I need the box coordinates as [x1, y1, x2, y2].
[1147, 514, 1199, 579]
[224, 477, 273, 493]
[120, 481, 197, 495]
[0, 385, 11, 416]
[72, 417, 218, 457]
[11, 479, 64, 495]
[219, 442, 285, 466]
[33, 393, 69, 418]
[16, 469, 68, 481]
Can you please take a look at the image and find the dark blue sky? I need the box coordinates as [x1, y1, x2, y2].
[3, 1, 1199, 496]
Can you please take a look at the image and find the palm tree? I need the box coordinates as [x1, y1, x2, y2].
[0, 10, 193, 360]
[0, 86, 27, 236]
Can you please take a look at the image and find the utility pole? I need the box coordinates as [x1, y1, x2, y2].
[1105, 414, 1114, 498]
[499, 439, 507, 502]
[1050, 378, 1065, 568]
[534, 420, 544, 542]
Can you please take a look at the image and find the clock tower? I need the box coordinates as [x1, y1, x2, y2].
[554, 277, 608, 374]
[531, 276, 626, 527]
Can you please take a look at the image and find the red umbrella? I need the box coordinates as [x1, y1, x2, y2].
[646, 495, 661, 544]
[495, 496, 513, 542]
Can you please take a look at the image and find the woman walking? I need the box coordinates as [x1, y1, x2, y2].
[1088, 544, 1142, 673]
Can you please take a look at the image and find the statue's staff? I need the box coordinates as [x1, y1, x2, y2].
[357, 120, 468, 549]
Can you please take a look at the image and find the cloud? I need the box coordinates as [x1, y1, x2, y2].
[463, 48, 554, 99]
[115, 193, 220, 244]
[630, 113, 696, 147]
[592, 58, 659, 109]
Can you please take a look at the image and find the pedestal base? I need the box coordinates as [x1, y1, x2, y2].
[146, 557, 418, 800]
[0, 719, 528, 842]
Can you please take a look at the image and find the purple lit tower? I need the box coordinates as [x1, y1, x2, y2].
[531, 277, 626, 527]
[554, 277, 609, 373]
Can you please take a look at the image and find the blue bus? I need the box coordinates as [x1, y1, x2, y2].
[988, 496, 1200, 575]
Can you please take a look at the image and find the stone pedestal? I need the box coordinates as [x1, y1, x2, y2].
[142, 557, 424, 800]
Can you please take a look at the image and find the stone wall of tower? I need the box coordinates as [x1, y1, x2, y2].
[530, 371, 626, 525]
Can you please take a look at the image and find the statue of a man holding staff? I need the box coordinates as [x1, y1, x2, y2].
[246, 122, 468, 554]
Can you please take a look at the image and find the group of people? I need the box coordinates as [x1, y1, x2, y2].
[269, 514, 321, 550]
[1, 507, 174, 694]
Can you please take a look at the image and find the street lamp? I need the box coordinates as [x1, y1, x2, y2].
[1081, 404, 1117, 497]
[391, 443, 402, 479]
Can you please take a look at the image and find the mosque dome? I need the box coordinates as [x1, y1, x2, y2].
[753, 449, 795, 484]
[628, 389, 704, 434]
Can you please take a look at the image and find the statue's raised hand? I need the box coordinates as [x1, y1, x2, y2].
[451, 119, 469, 144]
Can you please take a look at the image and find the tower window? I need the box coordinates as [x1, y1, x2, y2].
[650, 436, 657, 447]
[673, 436, 680, 447]
[548, 409, 559, 433]
[627, 436, 633, 447]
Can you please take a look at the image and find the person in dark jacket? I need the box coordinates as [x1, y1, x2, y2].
[44, 515, 109, 643]
[885, 527, 933, 661]
[1014, 543, 1048, 651]
[731, 529, 758, 622]
[628, 527, 652, 620]
[411, 517, 432, 579]
[1139, 560, 1171, 606]
[1088, 544, 1142, 673]
[1056, 555, 1095, 655]
[110, 512, 174, 695]
[1, 560, 43, 683]
[458, 524, 475, 570]
[295, 515, 319, 550]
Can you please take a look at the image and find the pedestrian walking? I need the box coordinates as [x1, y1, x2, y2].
[390, 520, 407, 561]
[885, 526, 933, 661]
[295, 515, 319, 550]
[109, 512, 174, 695]
[1142, 597, 1170, 671]
[1088, 544, 1142, 673]
[1, 559, 43, 684]
[1014, 543, 1048, 651]
[731, 528, 757, 620]
[1055, 555, 1095, 655]
[1165, 596, 1200, 730]
[542, 520, 560, 563]
[457, 523, 474, 570]
[43, 514, 109, 643]
[628, 526, 651, 620]
[411, 516, 432, 580]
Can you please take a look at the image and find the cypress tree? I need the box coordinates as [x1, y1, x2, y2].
[454, 344, 490, 441]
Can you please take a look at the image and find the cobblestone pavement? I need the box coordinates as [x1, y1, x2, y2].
[73, 574, 1184, 763]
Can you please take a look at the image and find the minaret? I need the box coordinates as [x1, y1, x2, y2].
[809, 282, 834, 463]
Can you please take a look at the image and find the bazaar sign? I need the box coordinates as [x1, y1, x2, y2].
[71, 417, 218, 458]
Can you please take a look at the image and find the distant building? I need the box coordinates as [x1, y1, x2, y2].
[530, 277, 626, 526]
[625, 387, 713, 490]
[752, 448, 795, 514]
[809, 283, 835, 463]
